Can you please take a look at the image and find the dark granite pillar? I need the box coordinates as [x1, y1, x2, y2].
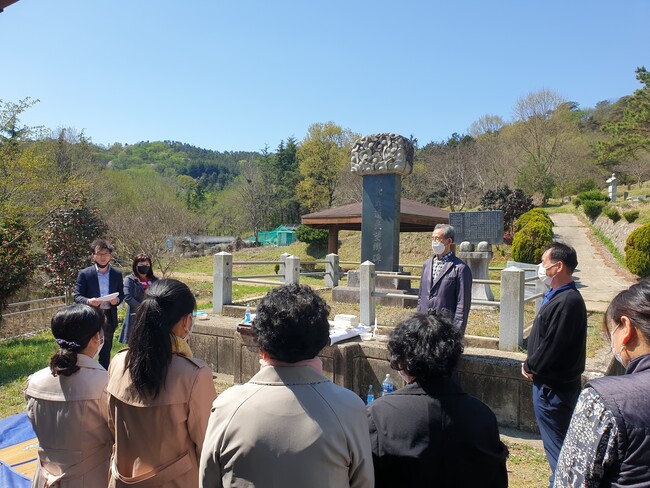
[361, 174, 401, 271]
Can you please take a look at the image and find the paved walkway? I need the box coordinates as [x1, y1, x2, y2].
[549, 213, 637, 313]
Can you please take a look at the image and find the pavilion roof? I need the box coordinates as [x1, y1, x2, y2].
[301, 198, 448, 232]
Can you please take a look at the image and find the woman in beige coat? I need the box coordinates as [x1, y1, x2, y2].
[107, 278, 216, 487]
[25, 304, 113, 487]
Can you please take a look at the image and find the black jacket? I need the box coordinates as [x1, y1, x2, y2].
[588, 354, 650, 487]
[524, 285, 587, 390]
[73, 264, 124, 331]
[367, 378, 508, 488]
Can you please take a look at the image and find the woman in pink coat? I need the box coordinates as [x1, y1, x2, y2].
[25, 304, 113, 487]
[107, 278, 216, 487]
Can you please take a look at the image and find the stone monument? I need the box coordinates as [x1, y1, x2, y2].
[606, 173, 618, 202]
[350, 133, 414, 271]
[332, 133, 415, 307]
[449, 210, 504, 303]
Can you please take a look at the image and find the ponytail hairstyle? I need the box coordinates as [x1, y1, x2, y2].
[49, 304, 105, 377]
[125, 279, 196, 398]
[604, 279, 650, 342]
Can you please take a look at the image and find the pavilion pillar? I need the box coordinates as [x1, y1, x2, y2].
[328, 225, 339, 254]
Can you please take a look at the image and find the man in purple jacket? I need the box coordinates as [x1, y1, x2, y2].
[417, 224, 472, 334]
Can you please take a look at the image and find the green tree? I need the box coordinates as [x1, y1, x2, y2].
[270, 136, 301, 224]
[42, 195, 108, 295]
[0, 98, 59, 217]
[0, 214, 35, 325]
[511, 89, 578, 202]
[296, 122, 359, 212]
[91, 168, 202, 276]
[598, 67, 650, 166]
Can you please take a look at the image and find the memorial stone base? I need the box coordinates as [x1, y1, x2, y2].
[331, 269, 417, 308]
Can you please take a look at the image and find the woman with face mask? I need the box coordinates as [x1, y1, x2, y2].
[107, 279, 216, 487]
[119, 253, 158, 344]
[554, 279, 650, 487]
[25, 304, 113, 487]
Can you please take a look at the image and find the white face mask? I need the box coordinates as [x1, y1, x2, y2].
[93, 336, 104, 361]
[185, 315, 195, 341]
[610, 324, 625, 366]
[432, 241, 446, 255]
[537, 263, 556, 287]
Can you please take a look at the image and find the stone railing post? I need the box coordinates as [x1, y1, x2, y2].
[499, 266, 525, 351]
[284, 255, 300, 285]
[213, 252, 232, 314]
[325, 253, 339, 288]
[279, 252, 290, 279]
[360, 261, 376, 327]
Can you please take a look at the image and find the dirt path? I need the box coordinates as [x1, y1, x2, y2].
[549, 213, 638, 312]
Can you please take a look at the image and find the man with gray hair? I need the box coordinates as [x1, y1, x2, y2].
[417, 224, 472, 333]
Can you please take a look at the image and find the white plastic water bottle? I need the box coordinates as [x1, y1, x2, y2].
[381, 374, 395, 396]
[244, 304, 251, 324]
[366, 385, 374, 405]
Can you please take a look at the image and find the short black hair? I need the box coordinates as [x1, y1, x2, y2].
[547, 241, 578, 273]
[387, 312, 463, 380]
[253, 284, 330, 363]
[90, 239, 114, 254]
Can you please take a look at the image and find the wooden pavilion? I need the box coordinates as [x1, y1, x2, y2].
[301, 198, 449, 254]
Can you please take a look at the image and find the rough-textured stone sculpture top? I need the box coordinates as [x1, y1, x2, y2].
[350, 133, 414, 176]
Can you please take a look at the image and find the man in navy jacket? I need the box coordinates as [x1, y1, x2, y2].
[417, 224, 472, 334]
[74, 239, 124, 369]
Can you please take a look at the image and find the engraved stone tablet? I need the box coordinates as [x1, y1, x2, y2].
[449, 211, 504, 244]
[350, 133, 414, 176]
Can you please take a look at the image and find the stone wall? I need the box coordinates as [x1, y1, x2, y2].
[192, 318, 540, 432]
[191, 316, 614, 433]
[591, 214, 640, 254]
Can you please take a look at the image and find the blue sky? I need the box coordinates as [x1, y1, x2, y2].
[1, 1, 648, 152]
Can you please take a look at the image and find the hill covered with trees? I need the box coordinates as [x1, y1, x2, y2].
[1, 67, 648, 312]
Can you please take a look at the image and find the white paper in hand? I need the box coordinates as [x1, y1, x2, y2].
[96, 292, 119, 302]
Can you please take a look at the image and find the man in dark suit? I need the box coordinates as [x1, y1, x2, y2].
[74, 239, 124, 369]
[417, 224, 472, 334]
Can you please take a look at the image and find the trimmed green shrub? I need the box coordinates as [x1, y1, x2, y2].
[583, 200, 606, 220]
[572, 197, 582, 208]
[625, 223, 650, 277]
[295, 225, 328, 244]
[602, 206, 621, 223]
[577, 190, 610, 203]
[512, 220, 554, 264]
[623, 210, 640, 223]
[514, 208, 553, 233]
